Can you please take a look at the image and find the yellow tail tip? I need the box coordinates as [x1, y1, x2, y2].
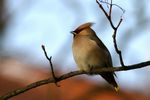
[114, 86, 119, 92]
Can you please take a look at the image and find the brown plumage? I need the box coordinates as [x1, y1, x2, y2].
[71, 22, 119, 91]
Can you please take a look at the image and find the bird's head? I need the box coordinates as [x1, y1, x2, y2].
[71, 22, 96, 37]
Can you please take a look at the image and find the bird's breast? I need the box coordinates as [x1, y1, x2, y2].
[72, 37, 89, 65]
[72, 36, 106, 71]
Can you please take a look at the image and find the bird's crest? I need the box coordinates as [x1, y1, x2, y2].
[74, 22, 94, 33]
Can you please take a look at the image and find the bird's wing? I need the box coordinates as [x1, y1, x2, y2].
[90, 35, 113, 68]
[90, 35, 117, 77]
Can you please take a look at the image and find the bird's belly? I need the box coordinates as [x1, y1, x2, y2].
[73, 40, 104, 72]
[73, 48, 90, 71]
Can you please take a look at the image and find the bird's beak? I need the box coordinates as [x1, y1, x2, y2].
[70, 31, 76, 37]
[70, 31, 76, 35]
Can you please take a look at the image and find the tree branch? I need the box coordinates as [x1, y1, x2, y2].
[96, 0, 125, 66]
[41, 45, 59, 87]
[1, 60, 150, 100]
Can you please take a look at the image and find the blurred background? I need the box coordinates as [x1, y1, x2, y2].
[0, 0, 150, 100]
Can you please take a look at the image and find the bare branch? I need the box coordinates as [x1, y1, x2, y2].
[1, 60, 150, 100]
[96, 0, 125, 66]
[112, 18, 125, 66]
[41, 45, 59, 86]
[100, 0, 125, 14]
[109, 0, 112, 16]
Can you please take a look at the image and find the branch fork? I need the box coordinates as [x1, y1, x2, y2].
[96, 0, 125, 66]
[41, 45, 60, 87]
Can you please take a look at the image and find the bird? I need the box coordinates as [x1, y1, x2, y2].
[71, 22, 119, 92]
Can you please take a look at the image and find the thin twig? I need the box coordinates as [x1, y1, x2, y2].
[100, 0, 125, 13]
[1, 60, 150, 100]
[96, 0, 110, 19]
[109, 0, 112, 16]
[96, 0, 125, 66]
[41, 45, 59, 86]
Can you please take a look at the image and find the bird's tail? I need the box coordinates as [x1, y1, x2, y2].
[100, 73, 119, 92]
